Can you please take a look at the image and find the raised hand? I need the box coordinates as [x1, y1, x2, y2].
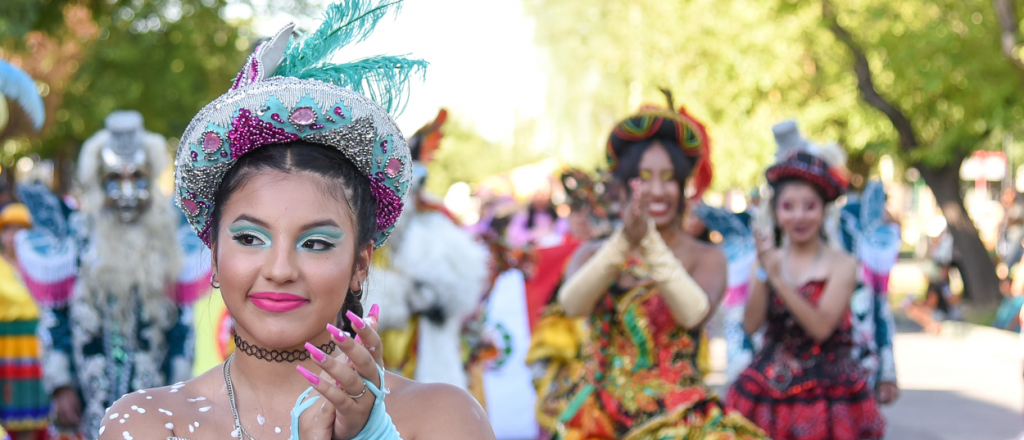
[298, 305, 385, 440]
[622, 178, 650, 246]
[755, 227, 781, 280]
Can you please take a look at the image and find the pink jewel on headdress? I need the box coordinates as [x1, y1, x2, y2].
[370, 172, 403, 233]
[228, 108, 299, 158]
[271, 113, 284, 123]
[289, 107, 317, 126]
[190, 151, 198, 161]
[380, 140, 389, 153]
[334, 107, 346, 119]
[182, 198, 200, 216]
[386, 158, 402, 178]
[202, 132, 222, 153]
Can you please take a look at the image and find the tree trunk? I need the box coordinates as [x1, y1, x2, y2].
[825, 0, 1002, 306]
[918, 159, 1002, 306]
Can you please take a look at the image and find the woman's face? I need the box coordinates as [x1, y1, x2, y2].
[213, 170, 369, 349]
[775, 181, 825, 244]
[636, 142, 682, 228]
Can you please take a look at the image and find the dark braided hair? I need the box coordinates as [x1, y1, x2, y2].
[209, 141, 378, 334]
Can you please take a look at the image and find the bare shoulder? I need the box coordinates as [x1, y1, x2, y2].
[386, 374, 495, 439]
[686, 238, 726, 270]
[99, 385, 176, 439]
[99, 367, 225, 440]
[826, 247, 859, 274]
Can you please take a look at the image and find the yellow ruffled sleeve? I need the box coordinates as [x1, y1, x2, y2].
[0, 258, 38, 321]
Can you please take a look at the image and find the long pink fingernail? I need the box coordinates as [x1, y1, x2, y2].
[346, 310, 365, 329]
[369, 304, 380, 321]
[326, 323, 347, 342]
[305, 342, 326, 363]
[296, 365, 320, 385]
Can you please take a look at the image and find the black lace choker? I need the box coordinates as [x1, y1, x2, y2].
[233, 334, 336, 363]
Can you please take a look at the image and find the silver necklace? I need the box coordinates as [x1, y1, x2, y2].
[223, 355, 258, 440]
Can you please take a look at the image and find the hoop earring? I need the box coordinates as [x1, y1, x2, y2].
[210, 274, 220, 289]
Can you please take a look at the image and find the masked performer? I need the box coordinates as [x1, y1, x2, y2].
[98, 2, 494, 438]
[366, 108, 490, 390]
[550, 98, 765, 439]
[16, 111, 206, 439]
[726, 131, 885, 439]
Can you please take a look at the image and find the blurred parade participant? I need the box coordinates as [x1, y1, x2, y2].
[506, 181, 569, 249]
[727, 126, 884, 439]
[15, 112, 204, 439]
[548, 96, 766, 439]
[364, 108, 490, 392]
[529, 169, 612, 435]
[838, 179, 900, 404]
[99, 4, 493, 437]
[903, 282, 952, 334]
[0, 204, 48, 440]
[561, 169, 614, 243]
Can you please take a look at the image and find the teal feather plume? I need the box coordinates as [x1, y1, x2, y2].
[274, 0, 426, 116]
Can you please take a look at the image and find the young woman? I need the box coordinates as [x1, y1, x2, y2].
[545, 104, 766, 439]
[726, 150, 885, 439]
[97, 3, 494, 439]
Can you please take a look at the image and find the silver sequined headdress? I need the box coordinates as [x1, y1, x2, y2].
[174, 0, 426, 248]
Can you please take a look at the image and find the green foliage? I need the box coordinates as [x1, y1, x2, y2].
[35, 0, 247, 158]
[829, 1, 1024, 168]
[525, 0, 1024, 189]
[0, 0, 320, 162]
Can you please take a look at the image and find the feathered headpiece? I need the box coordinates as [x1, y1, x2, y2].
[0, 59, 45, 132]
[174, 0, 426, 248]
[606, 90, 713, 199]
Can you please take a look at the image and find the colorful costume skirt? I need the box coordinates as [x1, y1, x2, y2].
[0, 320, 49, 431]
[727, 349, 885, 440]
[555, 384, 767, 440]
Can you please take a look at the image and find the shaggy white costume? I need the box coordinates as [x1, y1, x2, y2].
[367, 177, 488, 389]
[17, 112, 208, 439]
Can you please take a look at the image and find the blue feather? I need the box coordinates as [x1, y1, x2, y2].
[274, 0, 426, 115]
[0, 59, 45, 130]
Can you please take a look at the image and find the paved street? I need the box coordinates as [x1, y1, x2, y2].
[883, 322, 1024, 440]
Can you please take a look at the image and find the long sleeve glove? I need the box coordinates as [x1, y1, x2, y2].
[639, 224, 710, 328]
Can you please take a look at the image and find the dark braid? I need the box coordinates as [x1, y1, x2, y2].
[338, 288, 365, 334]
[210, 141, 378, 334]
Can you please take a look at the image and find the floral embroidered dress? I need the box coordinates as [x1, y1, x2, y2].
[546, 279, 766, 440]
[726, 280, 885, 440]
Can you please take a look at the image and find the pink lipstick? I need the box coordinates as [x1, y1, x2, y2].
[249, 292, 309, 313]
